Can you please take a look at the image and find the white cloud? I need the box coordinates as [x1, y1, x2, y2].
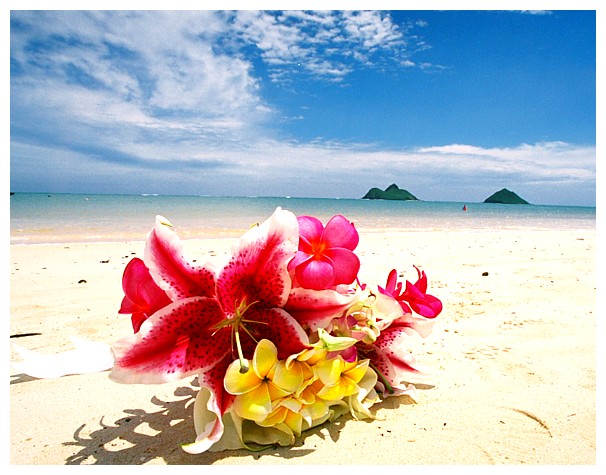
[227, 10, 417, 82]
[10, 8, 439, 170]
[10, 10, 278, 171]
[10, 125, 596, 205]
[413, 142, 596, 184]
[515, 10, 553, 15]
[342, 10, 404, 51]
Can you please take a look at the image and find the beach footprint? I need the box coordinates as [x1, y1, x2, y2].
[463, 344, 512, 360]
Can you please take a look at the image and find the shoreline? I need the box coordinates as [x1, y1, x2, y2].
[9, 224, 598, 247]
[9, 227, 597, 464]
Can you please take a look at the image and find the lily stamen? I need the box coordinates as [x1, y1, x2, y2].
[234, 328, 249, 373]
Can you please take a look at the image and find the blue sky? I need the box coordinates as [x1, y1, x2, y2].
[8, 6, 597, 206]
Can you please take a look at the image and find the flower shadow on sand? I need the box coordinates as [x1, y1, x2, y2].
[60, 381, 353, 464]
[62, 381, 417, 465]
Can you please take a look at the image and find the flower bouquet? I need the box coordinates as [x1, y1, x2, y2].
[14, 207, 443, 454]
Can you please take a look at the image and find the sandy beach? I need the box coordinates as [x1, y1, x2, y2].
[9, 227, 597, 465]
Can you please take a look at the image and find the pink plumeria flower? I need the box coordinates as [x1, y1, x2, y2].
[288, 214, 360, 291]
[378, 267, 443, 318]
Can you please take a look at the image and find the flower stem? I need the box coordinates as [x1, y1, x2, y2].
[369, 361, 394, 394]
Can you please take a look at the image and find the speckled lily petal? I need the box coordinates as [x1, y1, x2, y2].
[285, 287, 360, 331]
[217, 207, 299, 314]
[110, 297, 230, 384]
[370, 321, 431, 389]
[144, 215, 216, 301]
[242, 307, 310, 360]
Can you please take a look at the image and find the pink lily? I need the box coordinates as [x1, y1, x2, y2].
[378, 267, 443, 319]
[288, 214, 360, 291]
[118, 258, 172, 333]
[110, 209, 310, 385]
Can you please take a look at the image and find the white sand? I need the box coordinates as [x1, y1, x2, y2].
[9, 228, 596, 464]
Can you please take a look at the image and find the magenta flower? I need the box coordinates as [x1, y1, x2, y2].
[118, 258, 172, 333]
[288, 214, 360, 291]
[378, 267, 443, 319]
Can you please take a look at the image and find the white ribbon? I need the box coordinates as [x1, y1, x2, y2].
[11, 336, 114, 379]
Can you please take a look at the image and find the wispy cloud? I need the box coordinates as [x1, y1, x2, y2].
[11, 127, 595, 205]
[514, 10, 553, 15]
[227, 10, 418, 82]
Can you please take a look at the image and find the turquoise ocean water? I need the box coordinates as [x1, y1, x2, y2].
[10, 193, 596, 244]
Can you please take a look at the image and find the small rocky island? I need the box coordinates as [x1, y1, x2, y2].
[483, 188, 530, 205]
[362, 184, 418, 201]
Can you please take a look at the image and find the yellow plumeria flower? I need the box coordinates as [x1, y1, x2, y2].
[268, 359, 305, 393]
[224, 337, 380, 448]
[258, 401, 304, 437]
[224, 339, 293, 422]
[286, 328, 357, 368]
[315, 356, 370, 401]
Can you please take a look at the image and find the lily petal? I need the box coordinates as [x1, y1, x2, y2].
[389, 312, 438, 339]
[110, 297, 230, 384]
[217, 207, 299, 314]
[144, 216, 216, 301]
[242, 307, 310, 360]
[183, 355, 235, 454]
[372, 291, 408, 330]
[370, 322, 431, 388]
[285, 287, 360, 331]
[182, 386, 223, 454]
